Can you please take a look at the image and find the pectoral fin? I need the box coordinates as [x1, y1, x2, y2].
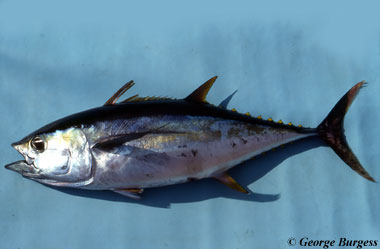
[94, 133, 150, 150]
[94, 123, 184, 152]
[213, 173, 250, 194]
[112, 188, 144, 199]
[219, 90, 238, 109]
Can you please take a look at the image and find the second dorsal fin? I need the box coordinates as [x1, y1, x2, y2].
[185, 76, 218, 103]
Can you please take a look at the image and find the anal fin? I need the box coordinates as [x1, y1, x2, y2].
[213, 173, 250, 194]
[112, 188, 144, 199]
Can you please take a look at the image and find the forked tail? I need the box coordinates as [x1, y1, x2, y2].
[317, 81, 375, 182]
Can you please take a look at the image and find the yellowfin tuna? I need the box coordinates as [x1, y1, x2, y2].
[5, 77, 375, 199]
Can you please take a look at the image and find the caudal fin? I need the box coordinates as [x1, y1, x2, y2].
[317, 81, 375, 182]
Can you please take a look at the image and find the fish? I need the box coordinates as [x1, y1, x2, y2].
[4, 76, 376, 199]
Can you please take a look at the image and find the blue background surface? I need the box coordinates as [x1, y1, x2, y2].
[0, 1, 379, 248]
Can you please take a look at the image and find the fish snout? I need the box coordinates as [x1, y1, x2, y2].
[11, 140, 27, 151]
[10, 140, 35, 165]
[11, 142, 22, 152]
[6, 140, 36, 174]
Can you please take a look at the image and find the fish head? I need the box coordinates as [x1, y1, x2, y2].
[5, 127, 93, 186]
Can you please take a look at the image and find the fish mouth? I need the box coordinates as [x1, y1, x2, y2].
[4, 160, 46, 181]
[5, 160, 35, 175]
[5, 141, 40, 178]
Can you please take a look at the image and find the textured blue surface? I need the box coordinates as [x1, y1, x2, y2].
[1, 1, 379, 249]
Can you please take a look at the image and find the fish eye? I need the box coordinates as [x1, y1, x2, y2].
[31, 136, 46, 152]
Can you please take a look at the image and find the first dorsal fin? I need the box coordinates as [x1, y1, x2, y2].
[104, 80, 135, 106]
[121, 94, 139, 103]
[185, 76, 218, 103]
[121, 96, 173, 103]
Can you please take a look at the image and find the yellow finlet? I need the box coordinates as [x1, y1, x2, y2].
[257, 115, 262, 119]
[185, 76, 218, 103]
[268, 118, 273, 122]
[298, 124, 302, 128]
[245, 112, 251, 116]
[278, 119, 283, 124]
[288, 122, 293, 126]
[231, 108, 237, 112]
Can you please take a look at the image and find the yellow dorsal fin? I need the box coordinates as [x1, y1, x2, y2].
[185, 76, 218, 103]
